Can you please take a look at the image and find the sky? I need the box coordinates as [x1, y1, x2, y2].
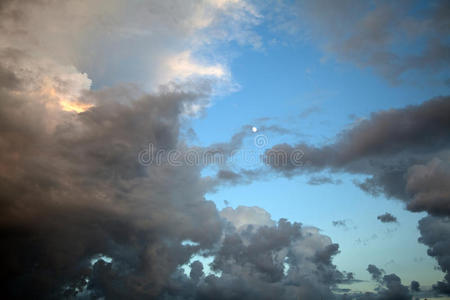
[0, 0, 449, 299]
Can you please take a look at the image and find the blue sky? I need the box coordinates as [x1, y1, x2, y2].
[187, 0, 450, 292]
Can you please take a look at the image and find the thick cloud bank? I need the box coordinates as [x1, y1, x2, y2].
[0, 51, 223, 298]
[265, 96, 450, 216]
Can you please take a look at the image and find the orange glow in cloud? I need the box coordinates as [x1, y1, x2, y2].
[59, 99, 93, 113]
[37, 81, 93, 113]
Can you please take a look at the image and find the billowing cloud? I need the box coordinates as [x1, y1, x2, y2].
[220, 205, 275, 229]
[354, 265, 411, 300]
[418, 216, 450, 295]
[410, 280, 420, 292]
[194, 206, 352, 300]
[406, 157, 450, 215]
[367, 264, 385, 282]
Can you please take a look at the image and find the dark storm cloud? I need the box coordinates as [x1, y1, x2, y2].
[265, 96, 450, 216]
[367, 264, 385, 282]
[410, 280, 420, 292]
[189, 260, 204, 283]
[377, 213, 398, 224]
[0, 48, 225, 298]
[296, 0, 450, 84]
[418, 216, 450, 295]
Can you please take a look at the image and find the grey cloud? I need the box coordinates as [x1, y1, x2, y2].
[308, 176, 342, 185]
[410, 280, 420, 292]
[332, 219, 356, 231]
[406, 157, 450, 215]
[377, 213, 398, 224]
[367, 264, 385, 282]
[189, 260, 204, 283]
[343, 266, 411, 299]
[357, 266, 411, 300]
[198, 206, 349, 300]
[332, 220, 347, 227]
[295, 0, 450, 84]
[418, 215, 450, 295]
[378, 273, 411, 300]
[265, 96, 450, 216]
[217, 169, 242, 182]
[160, 206, 356, 300]
[0, 49, 224, 298]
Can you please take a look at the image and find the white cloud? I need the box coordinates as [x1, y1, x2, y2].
[166, 50, 227, 80]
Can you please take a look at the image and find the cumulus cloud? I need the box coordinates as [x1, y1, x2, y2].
[367, 264, 385, 282]
[406, 157, 450, 215]
[418, 216, 450, 295]
[377, 213, 398, 224]
[157, 206, 361, 299]
[354, 265, 411, 300]
[196, 206, 353, 300]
